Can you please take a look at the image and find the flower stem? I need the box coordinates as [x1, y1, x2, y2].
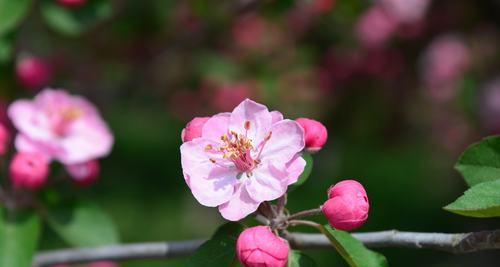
[287, 207, 322, 220]
[288, 219, 322, 229]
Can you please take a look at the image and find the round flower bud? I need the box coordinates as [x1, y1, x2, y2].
[322, 180, 369, 231]
[56, 0, 87, 7]
[236, 226, 289, 267]
[16, 56, 52, 89]
[181, 117, 210, 142]
[327, 179, 367, 199]
[0, 123, 9, 156]
[9, 152, 49, 190]
[66, 160, 100, 187]
[295, 118, 328, 152]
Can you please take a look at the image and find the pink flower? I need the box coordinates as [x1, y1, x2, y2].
[180, 99, 305, 221]
[379, 0, 431, 24]
[182, 117, 210, 142]
[421, 35, 470, 102]
[88, 261, 119, 267]
[236, 226, 289, 267]
[355, 6, 398, 48]
[66, 160, 100, 186]
[8, 89, 113, 165]
[56, 0, 87, 7]
[322, 180, 369, 231]
[10, 151, 49, 190]
[0, 123, 9, 155]
[296, 118, 327, 152]
[16, 56, 52, 89]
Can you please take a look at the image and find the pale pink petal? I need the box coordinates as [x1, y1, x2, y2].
[270, 110, 283, 124]
[229, 99, 272, 144]
[57, 119, 113, 164]
[218, 184, 260, 221]
[259, 119, 304, 163]
[8, 100, 53, 141]
[285, 155, 306, 185]
[188, 167, 238, 207]
[15, 134, 56, 161]
[245, 163, 288, 202]
[201, 112, 230, 141]
[181, 139, 237, 206]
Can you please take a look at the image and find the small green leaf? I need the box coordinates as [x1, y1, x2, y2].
[40, 0, 112, 37]
[287, 250, 318, 267]
[0, 208, 41, 267]
[444, 179, 500, 218]
[455, 135, 500, 187]
[288, 152, 313, 192]
[320, 225, 388, 267]
[185, 222, 243, 267]
[46, 200, 119, 247]
[0, 0, 32, 37]
[0, 35, 13, 64]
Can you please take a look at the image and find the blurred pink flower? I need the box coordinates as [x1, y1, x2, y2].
[57, 0, 87, 7]
[211, 82, 253, 112]
[8, 89, 113, 165]
[355, 6, 398, 48]
[379, 0, 431, 24]
[311, 0, 336, 13]
[66, 160, 100, 186]
[480, 78, 500, 134]
[0, 123, 8, 155]
[10, 151, 49, 190]
[16, 56, 52, 90]
[421, 35, 470, 101]
[181, 99, 305, 221]
[88, 261, 119, 267]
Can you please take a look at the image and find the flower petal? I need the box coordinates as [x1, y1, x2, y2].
[8, 100, 53, 141]
[181, 138, 237, 207]
[201, 112, 230, 141]
[218, 184, 260, 221]
[229, 99, 272, 144]
[285, 155, 306, 185]
[259, 119, 304, 163]
[270, 110, 283, 124]
[245, 163, 288, 202]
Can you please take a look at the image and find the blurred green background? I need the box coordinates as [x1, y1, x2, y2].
[1, 0, 500, 266]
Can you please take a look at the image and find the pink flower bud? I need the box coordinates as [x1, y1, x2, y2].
[56, 0, 87, 7]
[9, 152, 49, 190]
[295, 118, 328, 152]
[16, 57, 52, 89]
[66, 160, 100, 186]
[322, 180, 369, 231]
[327, 179, 367, 199]
[0, 123, 9, 156]
[236, 226, 289, 267]
[88, 261, 119, 267]
[181, 117, 210, 142]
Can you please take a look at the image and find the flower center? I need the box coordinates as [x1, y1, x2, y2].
[206, 121, 272, 175]
[46, 106, 83, 137]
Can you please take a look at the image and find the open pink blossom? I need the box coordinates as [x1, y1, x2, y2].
[8, 89, 113, 165]
[180, 99, 305, 221]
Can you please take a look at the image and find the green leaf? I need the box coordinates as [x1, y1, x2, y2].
[46, 200, 119, 247]
[40, 0, 112, 36]
[0, 208, 41, 267]
[288, 152, 314, 192]
[0, 0, 32, 37]
[455, 135, 500, 187]
[287, 250, 318, 267]
[320, 225, 388, 267]
[444, 179, 500, 217]
[185, 222, 243, 267]
[0, 35, 13, 64]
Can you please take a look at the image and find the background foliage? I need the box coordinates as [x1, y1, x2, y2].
[1, 0, 500, 266]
